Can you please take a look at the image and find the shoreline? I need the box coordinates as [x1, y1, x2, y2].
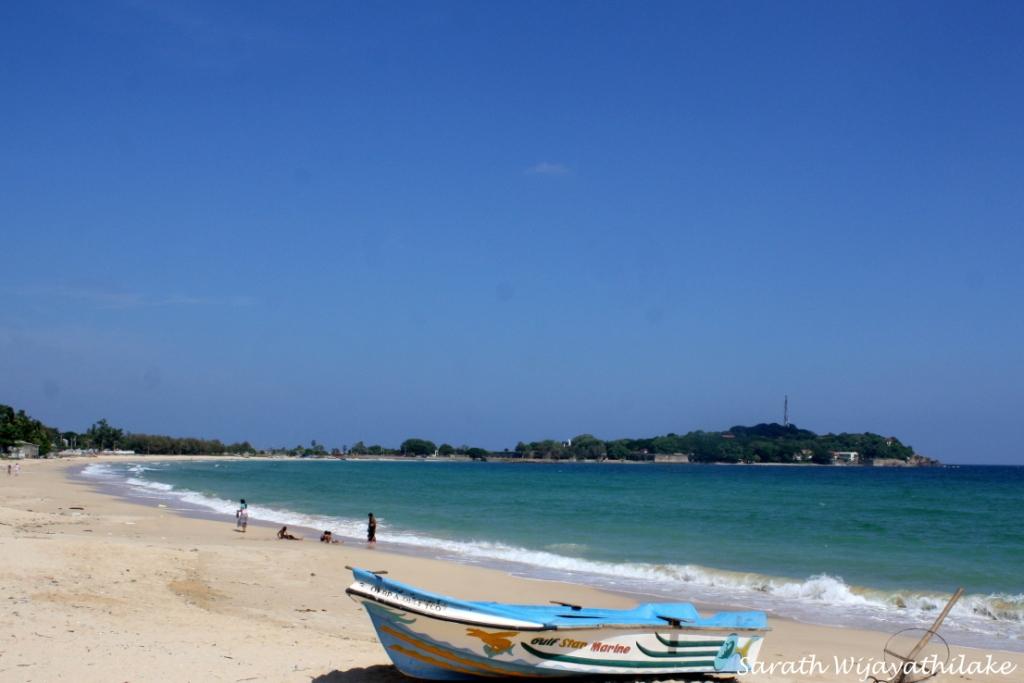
[47, 451, 945, 467]
[1, 455, 1020, 682]
[74, 456, 1024, 650]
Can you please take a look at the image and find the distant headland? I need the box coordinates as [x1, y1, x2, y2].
[1, 404, 937, 466]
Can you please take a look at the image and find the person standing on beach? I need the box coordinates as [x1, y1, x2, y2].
[235, 499, 249, 531]
[367, 513, 377, 543]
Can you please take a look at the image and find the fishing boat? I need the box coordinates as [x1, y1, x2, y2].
[346, 567, 768, 680]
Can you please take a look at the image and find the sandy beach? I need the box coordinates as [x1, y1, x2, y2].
[0, 456, 1019, 683]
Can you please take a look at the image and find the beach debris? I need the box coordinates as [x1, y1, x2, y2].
[869, 587, 964, 683]
[69, 506, 85, 510]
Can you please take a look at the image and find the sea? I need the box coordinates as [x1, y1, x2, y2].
[79, 459, 1023, 651]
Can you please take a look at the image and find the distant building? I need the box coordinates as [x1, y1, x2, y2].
[654, 453, 690, 464]
[7, 441, 39, 459]
[55, 449, 91, 458]
[792, 449, 813, 462]
[831, 450, 859, 464]
[721, 433, 735, 439]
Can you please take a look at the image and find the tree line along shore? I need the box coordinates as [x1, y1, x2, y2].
[1, 404, 937, 466]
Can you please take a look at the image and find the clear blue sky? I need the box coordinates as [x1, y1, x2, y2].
[2, 2, 1022, 463]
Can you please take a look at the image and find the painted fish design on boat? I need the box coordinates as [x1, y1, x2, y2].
[465, 628, 517, 657]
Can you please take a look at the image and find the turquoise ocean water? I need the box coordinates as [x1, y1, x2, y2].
[81, 460, 1023, 650]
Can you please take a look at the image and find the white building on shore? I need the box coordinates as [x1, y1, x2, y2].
[831, 450, 859, 464]
[6, 441, 39, 459]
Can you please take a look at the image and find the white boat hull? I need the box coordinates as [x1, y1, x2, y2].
[348, 573, 767, 680]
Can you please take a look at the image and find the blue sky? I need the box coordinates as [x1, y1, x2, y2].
[2, 2, 1022, 462]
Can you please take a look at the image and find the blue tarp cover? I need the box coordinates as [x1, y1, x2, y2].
[352, 568, 767, 630]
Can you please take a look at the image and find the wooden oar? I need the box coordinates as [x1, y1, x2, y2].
[345, 565, 389, 575]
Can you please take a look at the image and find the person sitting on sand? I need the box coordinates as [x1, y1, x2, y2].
[277, 526, 301, 540]
[320, 530, 341, 544]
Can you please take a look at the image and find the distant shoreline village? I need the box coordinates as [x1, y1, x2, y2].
[2, 404, 939, 467]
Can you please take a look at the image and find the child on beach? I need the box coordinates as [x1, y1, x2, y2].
[320, 530, 341, 544]
[236, 507, 248, 532]
[367, 513, 377, 543]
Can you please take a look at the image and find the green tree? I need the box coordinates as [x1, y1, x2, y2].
[569, 434, 607, 460]
[606, 441, 631, 460]
[401, 438, 437, 456]
[0, 405, 56, 455]
[84, 419, 124, 451]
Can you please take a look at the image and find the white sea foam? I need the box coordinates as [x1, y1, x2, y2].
[79, 462, 1024, 649]
[81, 463, 116, 478]
[125, 477, 174, 492]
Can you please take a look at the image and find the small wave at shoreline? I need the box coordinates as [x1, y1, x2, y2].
[80, 462, 1024, 649]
